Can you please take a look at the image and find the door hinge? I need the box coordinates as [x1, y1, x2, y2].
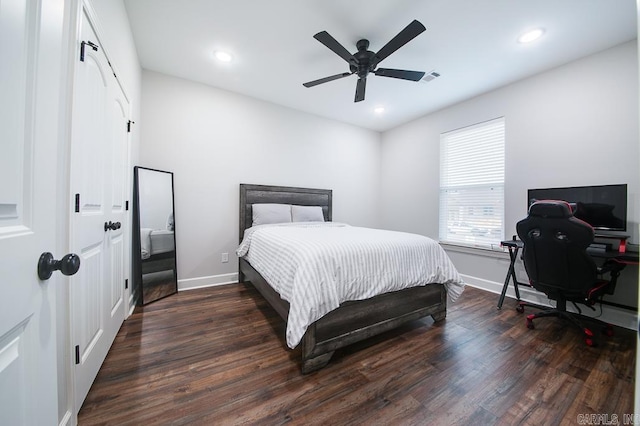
[127, 120, 135, 133]
[74, 194, 80, 213]
[75, 345, 80, 365]
[125, 200, 129, 211]
[80, 40, 99, 62]
[125, 279, 128, 289]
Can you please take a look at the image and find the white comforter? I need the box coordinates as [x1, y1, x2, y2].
[236, 222, 465, 348]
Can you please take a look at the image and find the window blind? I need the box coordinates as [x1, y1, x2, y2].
[439, 117, 505, 249]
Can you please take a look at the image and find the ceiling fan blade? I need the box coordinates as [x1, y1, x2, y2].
[354, 77, 366, 102]
[372, 20, 426, 67]
[303, 72, 353, 88]
[374, 68, 425, 81]
[314, 31, 358, 64]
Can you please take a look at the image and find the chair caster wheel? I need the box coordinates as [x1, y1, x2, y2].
[516, 305, 524, 313]
[583, 328, 597, 346]
[526, 319, 535, 330]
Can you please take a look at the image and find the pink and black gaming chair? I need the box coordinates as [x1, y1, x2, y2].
[515, 200, 621, 345]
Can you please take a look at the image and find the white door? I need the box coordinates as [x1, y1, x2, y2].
[69, 10, 128, 409]
[0, 0, 67, 424]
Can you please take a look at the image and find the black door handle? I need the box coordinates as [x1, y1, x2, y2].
[104, 221, 122, 231]
[38, 252, 81, 280]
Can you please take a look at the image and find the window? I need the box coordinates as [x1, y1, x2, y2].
[439, 117, 505, 249]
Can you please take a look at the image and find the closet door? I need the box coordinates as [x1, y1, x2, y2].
[69, 9, 128, 410]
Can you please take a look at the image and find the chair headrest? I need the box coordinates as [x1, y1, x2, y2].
[528, 200, 573, 218]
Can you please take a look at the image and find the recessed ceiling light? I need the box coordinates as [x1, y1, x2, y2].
[214, 50, 233, 62]
[374, 106, 385, 114]
[518, 28, 544, 44]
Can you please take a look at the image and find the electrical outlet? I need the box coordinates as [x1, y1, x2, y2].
[221, 252, 229, 263]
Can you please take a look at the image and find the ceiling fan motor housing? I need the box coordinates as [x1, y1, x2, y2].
[352, 39, 376, 77]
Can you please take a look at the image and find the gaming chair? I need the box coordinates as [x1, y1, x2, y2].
[515, 200, 621, 346]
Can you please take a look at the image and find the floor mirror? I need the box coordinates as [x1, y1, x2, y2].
[132, 166, 178, 305]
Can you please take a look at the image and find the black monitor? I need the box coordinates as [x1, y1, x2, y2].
[527, 184, 627, 232]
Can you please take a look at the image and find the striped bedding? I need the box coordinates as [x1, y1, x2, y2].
[236, 222, 465, 348]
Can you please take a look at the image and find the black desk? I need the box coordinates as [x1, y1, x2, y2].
[497, 240, 525, 309]
[497, 239, 639, 310]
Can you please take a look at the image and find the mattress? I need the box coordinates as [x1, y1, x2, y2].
[140, 228, 175, 259]
[150, 229, 175, 254]
[237, 222, 465, 348]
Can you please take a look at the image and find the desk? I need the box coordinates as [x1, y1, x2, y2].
[497, 239, 639, 310]
[497, 240, 525, 309]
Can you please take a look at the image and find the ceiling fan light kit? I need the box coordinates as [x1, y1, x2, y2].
[303, 20, 427, 103]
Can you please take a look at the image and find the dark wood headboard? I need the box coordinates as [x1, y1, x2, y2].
[239, 184, 332, 242]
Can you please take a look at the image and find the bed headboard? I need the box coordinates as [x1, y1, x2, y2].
[239, 184, 332, 242]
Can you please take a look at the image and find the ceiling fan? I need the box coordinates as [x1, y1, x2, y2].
[303, 20, 427, 103]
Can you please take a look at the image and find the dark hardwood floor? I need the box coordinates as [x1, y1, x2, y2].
[78, 283, 636, 425]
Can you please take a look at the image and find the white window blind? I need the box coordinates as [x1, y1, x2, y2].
[439, 117, 505, 249]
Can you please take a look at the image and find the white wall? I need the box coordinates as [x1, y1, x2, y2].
[139, 71, 381, 288]
[380, 40, 639, 327]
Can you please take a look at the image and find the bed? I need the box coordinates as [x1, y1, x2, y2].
[140, 228, 175, 259]
[237, 184, 464, 373]
[140, 228, 175, 274]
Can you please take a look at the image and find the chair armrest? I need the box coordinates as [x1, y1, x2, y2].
[596, 260, 626, 296]
[598, 259, 625, 275]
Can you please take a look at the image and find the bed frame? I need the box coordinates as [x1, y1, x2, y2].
[238, 184, 447, 373]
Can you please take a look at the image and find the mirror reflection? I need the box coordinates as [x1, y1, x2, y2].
[133, 166, 177, 305]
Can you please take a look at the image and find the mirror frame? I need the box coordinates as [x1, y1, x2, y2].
[132, 166, 178, 305]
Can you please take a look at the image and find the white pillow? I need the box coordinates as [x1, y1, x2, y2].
[291, 205, 325, 222]
[252, 203, 292, 226]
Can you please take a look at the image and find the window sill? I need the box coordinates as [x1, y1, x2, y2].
[439, 242, 509, 260]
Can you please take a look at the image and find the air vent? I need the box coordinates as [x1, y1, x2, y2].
[421, 70, 441, 83]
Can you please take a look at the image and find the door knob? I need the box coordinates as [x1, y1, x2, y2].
[38, 252, 81, 280]
[104, 221, 121, 231]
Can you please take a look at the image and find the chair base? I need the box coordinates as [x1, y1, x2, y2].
[517, 301, 613, 347]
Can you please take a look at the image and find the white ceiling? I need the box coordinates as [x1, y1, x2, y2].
[123, 0, 637, 132]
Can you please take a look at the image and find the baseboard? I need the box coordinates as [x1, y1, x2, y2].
[127, 293, 136, 317]
[59, 410, 72, 426]
[461, 273, 637, 331]
[178, 273, 239, 291]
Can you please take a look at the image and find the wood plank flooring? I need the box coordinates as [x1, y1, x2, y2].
[78, 284, 636, 425]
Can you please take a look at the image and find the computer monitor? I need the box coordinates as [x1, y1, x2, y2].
[527, 184, 627, 232]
